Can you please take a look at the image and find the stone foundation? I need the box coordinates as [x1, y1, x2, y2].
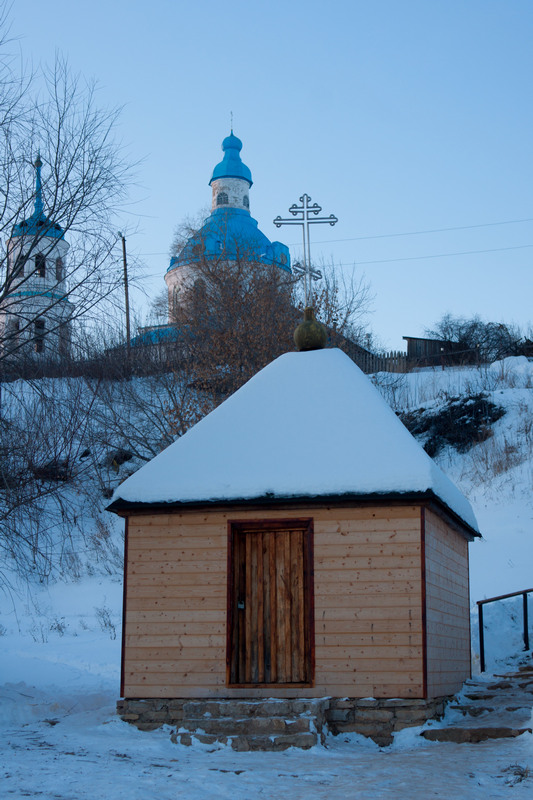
[327, 696, 447, 747]
[117, 695, 448, 749]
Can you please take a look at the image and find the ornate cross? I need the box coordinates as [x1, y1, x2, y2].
[274, 193, 338, 305]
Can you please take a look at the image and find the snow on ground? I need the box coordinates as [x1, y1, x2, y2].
[1, 357, 533, 797]
[1, 591, 533, 800]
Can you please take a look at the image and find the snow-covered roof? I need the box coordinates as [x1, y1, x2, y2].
[109, 348, 479, 534]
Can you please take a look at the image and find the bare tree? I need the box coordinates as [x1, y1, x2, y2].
[0, 15, 132, 369]
[162, 230, 374, 433]
[311, 261, 374, 350]
[171, 247, 297, 398]
[0, 7, 134, 585]
[426, 313, 522, 363]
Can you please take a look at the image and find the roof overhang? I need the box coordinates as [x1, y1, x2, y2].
[107, 489, 480, 541]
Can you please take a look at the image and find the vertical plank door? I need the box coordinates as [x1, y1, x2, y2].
[228, 519, 314, 686]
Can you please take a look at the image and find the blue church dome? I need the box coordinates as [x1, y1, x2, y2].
[169, 208, 290, 273]
[167, 133, 290, 275]
[209, 132, 253, 186]
[12, 157, 65, 240]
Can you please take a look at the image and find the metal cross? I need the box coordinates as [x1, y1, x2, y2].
[274, 193, 338, 305]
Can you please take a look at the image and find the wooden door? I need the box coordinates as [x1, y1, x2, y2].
[227, 519, 314, 686]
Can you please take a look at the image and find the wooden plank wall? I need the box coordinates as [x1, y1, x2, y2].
[313, 506, 423, 698]
[123, 505, 425, 699]
[424, 508, 471, 697]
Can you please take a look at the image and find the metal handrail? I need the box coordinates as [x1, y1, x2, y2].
[477, 588, 533, 672]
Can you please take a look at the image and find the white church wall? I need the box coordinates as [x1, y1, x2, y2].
[210, 177, 250, 212]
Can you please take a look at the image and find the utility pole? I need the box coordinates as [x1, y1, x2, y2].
[118, 232, 131, 361]
[274, 194, 338, 306]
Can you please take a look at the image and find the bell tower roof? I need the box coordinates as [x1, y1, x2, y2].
[209, 132, 253, 187]
[11, 156, 65, 240]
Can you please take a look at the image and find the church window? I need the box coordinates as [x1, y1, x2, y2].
[56, 258, 63, 281]
[217, 192, 229, 206]
[14, 255, 26, 277]
[191, 278, 207, 315]
[7, 317, 20, 339]
[59, 324, 69, 357]
[35, 253, 46, 277]
[34, 319, 45, 353]
[171, 288, 180, 320]
[243, 196, 249, 208]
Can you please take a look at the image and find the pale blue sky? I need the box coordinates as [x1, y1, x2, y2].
[9, 0, 533, 349]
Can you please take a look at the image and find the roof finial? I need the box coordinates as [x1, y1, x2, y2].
[294, 307, 327, 351]
[34, 153, 43, 218]
[230, 110, 233, 133]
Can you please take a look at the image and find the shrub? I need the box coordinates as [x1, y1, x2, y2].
[399, 393, 505, 457]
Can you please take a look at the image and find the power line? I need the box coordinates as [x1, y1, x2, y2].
[286, 217, 533, 246]
[119, 216, 533, 258]
[135, 242, 532, 279]
[336, 243, 533, 268]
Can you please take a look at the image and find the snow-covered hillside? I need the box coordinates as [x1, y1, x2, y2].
[373, 356, 533, 602]
[1, 356, 532, 798]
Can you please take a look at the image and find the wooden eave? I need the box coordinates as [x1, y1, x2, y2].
[107, 488, 480, 542]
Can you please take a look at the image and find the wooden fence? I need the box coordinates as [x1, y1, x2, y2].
[353, 350, 408, 374]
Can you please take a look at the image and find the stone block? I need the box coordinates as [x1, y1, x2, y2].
[279, 733, 317, 750]
[331, 699, 356, 709]
[142, 710, 171, 722]
[183, 701, 216, 716]
[326, 707, 353, 723]
[338, 721, 389, 738]
[394, 708, 433, 722]
[119, 714, 140, 722]
[167, 701, 187, 713]
[172, 732, 192, 746]
[167, 710, 186, 721]
[353, 709, 394, 723]
[231, 736, 250, 752]
[285, 718, 312, 733]
[291, 699, 330, 715]
[246, 733, 317, 751]
[380, 699, 427, 709]
[422, 726, 532, 744]
[136, 722, 163, 732]
[240, 717, 287, 734]
[120, 700, 155, 714]
[259, 700, 293, 716]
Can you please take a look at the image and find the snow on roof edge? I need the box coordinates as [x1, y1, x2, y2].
[107, 488, 480, 539]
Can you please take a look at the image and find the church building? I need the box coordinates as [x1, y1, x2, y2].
[0, 157, 73, 364]
[164, 132, 291, 321]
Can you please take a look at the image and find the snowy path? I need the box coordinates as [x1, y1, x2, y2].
[2, 693, 533, 800]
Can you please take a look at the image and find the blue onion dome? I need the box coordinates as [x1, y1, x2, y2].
[12, 156, 65, 239]
[209, 132, 253, 187]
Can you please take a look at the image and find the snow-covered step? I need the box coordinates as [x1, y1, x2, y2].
[118, 697, 329, 750]
[421, 661, 533, 743]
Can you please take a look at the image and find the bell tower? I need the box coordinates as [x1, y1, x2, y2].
[0, 156, 74, 363]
